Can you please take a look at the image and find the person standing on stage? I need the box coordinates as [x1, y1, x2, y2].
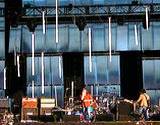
[81, 85, 94, 122]
[136, 89, 150, 120]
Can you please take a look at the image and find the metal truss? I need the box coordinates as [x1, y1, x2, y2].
[20, 3, 160, 24]
[0, 3, 160, 23]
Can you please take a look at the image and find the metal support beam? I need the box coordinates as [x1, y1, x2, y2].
[1, 3, 160, 24]
[20, 3, 160, 24]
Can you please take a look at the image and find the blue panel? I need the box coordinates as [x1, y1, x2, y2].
[84, 56, 96, 85]
[52, 86, 64, 107]
[154, 60, 160, 88]
[0, 61, 5, 90]
[69, 25, 81, 52]
[44, 57, 52, 85]
[27, 56, 64, 86]
[153, 22, 160, 50]
[26, 86, 32, 97]
[34, 86, 41, 97]
[35, 26, 45, 52]
[57, 25, 69, 52]
[44, 86, 52, 97]
[143, 60, 155, 89]
[92, 25, 105, 51]
[0, 31, 5, 59]
[116, 25, 128, 51]
[45, 25, 57, 52]
[26, 57, 32, 85]
[108, 56, 120, 84]
[22, 26, 32, 53]
[34, 57, 41, 85]
[153, 0, 160, 3]
[141, 23, 153, 50]
[128, 23, 141, 50]
[81, 27, 89, 51]
[84, 55, 120, 85]
[96, 56, 108, 85]
[93, 85, 120, 97]
[146, 90, 160, 105]
[0, 17, 4, 28]
[9, 27, 21, 53]
[51, 56, 63, 85]
[105, 23, 117, 51]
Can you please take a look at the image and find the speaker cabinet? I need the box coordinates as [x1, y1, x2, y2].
[117, 101, 134, 121]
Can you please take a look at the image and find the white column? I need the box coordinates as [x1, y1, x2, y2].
[42, 11, 46, 34]
[55, 86, 58, 106]
[108, 17, 112, 62]
[4, 68, 6, 90]
[91, 85, 94, 96]
[71, 81, 74, 98]
[59, 56, 62, 78]
[41, 52, 44, 94]
[56, 0, 59, 43]
[134, 24, 138, 46]
[145, 7, 149, 30]
[17, 55, 20, 77]
[89, 28, 92, 72]
[96, 85, 98, 96]
[32, 80, 35, 98]
[32, 33, 35, 76]
[32, 33, 35, 98]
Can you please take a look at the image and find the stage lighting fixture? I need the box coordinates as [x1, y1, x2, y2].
[7, 0, 22, 27]
[68, 4, 73, 11]
[75, 17, 87, 31]
[132, 0, 139, 5]
[117, 17, 124, 26]
[27, 20, 37, 32]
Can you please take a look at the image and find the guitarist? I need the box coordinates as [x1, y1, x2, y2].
[136, 89, 150, 120]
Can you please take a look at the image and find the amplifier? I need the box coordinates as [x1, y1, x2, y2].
[117, 101, 134, 121]
[0, 98, 10, 108]
[22, 98, 38, 109]
[117, 101, 133, 115]
[40, 98, 55, 108]
[0, 98, 11, 114]
[40, 98, 56, 116]
[21, 108, 38, 120]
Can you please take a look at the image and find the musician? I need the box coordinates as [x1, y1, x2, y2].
[81, 86, 94, 122]
[136, 89, 150, 120]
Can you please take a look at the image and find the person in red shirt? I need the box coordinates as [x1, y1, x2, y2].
[81, 89, 93, 122]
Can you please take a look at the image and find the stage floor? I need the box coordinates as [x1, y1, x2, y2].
[15, 121, 160, 125]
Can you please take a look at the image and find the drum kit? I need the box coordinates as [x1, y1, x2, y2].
[95, 92, 118, 115]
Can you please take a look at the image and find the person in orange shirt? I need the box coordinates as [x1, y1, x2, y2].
[81, 88, 93, 122]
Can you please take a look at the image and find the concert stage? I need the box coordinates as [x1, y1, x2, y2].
[16, 121, 160, 125]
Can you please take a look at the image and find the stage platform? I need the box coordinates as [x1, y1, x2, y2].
[16, 121, 160, 125]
